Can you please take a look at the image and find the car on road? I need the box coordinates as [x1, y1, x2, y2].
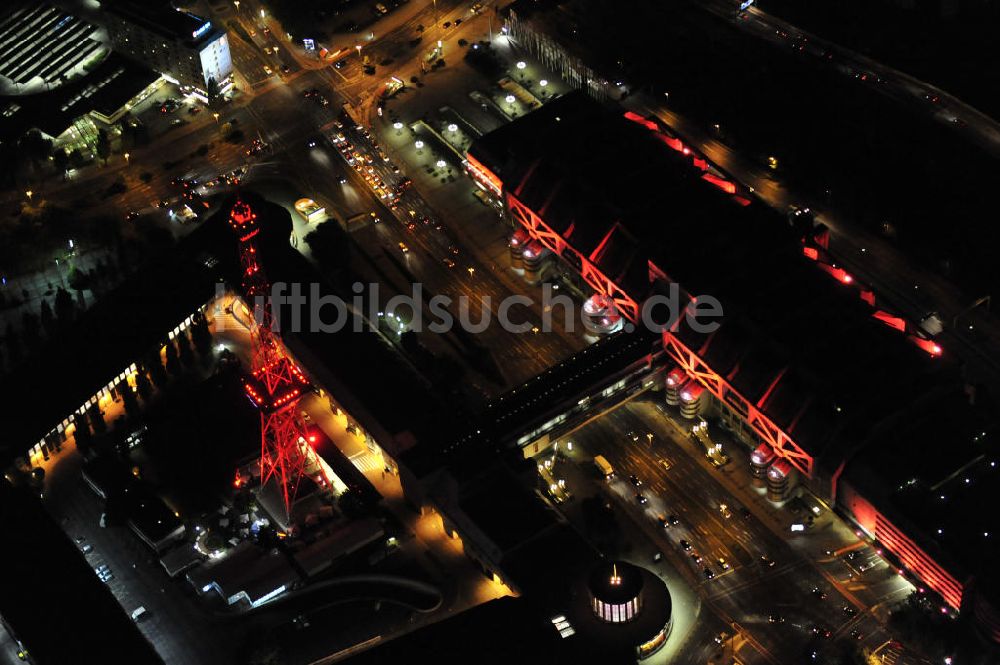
[703, 567, 715, 580]
[628, 474, 641, 487]
[657, 515, 670, 529]
[690, 551, 703, 564]
[263, 65, 273, 76]
[131, 607, 148, 622]
[842, 605, 857, 617]
[81, 543, 93, 553]
[811, 586, 828, 600]
[760, 554, 775, 567]
[717, 557, 730, 570]
[634, 492, 647, 505]
[338, 176, 348, 184]
[667, 514, 680, 526]
[714, 631, 728, 644]
[627, 430, 639, 442]
[679, 539, 691, 551]
[850, 629, 863, 640]
[126, 211, 139, 222]
[398, 242, 409, 254]
[448, 245, 460, 255]
[334, 59, 347, 70]
[442, 258, 456, 269]
[811, 625, 832, 639]
[768, 614, 784, 623]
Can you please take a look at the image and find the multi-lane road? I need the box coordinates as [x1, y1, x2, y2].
[563, 397, 919, 664]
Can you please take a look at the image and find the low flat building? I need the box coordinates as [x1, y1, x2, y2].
[187, 541, 300, 608]
[159, 543, 205, 578]
[125, 485, 186, 552]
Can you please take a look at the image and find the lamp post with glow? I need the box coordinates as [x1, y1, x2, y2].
[516, 60, 526, 81]
[233, 0, 240, 13]
[123, 152, 130, 165]
[393, 121, 403, 136]
[25, 190, 33, 202]
[414, 140, 424, 155]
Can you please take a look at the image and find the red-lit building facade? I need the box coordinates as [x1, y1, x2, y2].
[466, 92, 998, 629]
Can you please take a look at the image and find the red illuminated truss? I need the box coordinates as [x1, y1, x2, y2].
[229, 199, 316, 516]
[507, 193, 641, 321]
[662, 329, 816, 478]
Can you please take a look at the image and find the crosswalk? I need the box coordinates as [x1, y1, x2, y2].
[349, 451, 381, 473]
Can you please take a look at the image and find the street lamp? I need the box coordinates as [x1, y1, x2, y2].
[25, 190, 33, 202]
[233, 0, 239, 12]
[539, 79, 548, 98]
[516, 61, 526, 70]
[355, 44, 362, 61]
[123, 152, 130, 164]
[393, 121, 403, 135]
[505, 94, 515, 104]
[447, 123, 457, 133]
[213, 112, 220, 123]
[260, 8, 265, 18]
[436, 159, 446, 169]
[414, 140, 424, 154]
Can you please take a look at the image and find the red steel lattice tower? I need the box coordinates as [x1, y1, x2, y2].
[228, 199, 314, 517]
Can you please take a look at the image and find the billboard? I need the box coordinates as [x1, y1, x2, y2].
[199, 33, 233, 88]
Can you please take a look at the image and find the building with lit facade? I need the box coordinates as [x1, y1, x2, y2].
[102, 1, 231, 95]
[466, 91, 999, 639]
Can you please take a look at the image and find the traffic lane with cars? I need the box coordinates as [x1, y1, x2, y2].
[567, 400, 891, 662]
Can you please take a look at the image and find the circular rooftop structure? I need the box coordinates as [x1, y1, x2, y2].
[589, 560, 644, 622]
[579, 560, 673, 660]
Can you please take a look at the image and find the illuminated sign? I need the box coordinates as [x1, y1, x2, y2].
[303, 38, 315, 51]
[192, 21, 212, 39]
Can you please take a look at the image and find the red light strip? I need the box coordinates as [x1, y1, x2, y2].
[465, 153, 503, 196]
[701, 173, 736, 194]
[873, 310, 907, 332]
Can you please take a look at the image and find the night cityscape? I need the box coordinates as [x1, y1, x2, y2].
[2, 0, 1000, 663]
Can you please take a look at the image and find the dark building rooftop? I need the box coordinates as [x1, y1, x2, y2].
[843, 389, 999, 581]
[468, 91, 973, 481]
[103, 1, 218, 47]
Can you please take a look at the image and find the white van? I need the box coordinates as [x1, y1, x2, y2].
[131, 607, 148, 622]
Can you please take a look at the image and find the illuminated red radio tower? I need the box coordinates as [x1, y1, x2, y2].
[228, 199, 314, 518]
